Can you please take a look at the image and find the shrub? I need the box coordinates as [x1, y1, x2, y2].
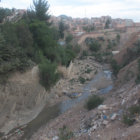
[80, 50, 88, 59]
[123, 114, 135, 126]
[79, 77, 86, 84]
[73, 44, 80, 54]
[93, 52, 104, 62]
[90, 42, 101, 52]
[111, 59, 120, 76]
[85, 37, 101, 52]
[39, 57, 60, 89]
[122, 105, 140, 126]
[85, 68, 92, 74]
[129, 105, 140, 115]
[86, 95, 104, 110]
[59, 125, 74, 140]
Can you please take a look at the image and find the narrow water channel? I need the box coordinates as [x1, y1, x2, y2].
[20, 70, 113, 140]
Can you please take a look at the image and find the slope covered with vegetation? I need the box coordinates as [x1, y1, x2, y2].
[0, 0, 77, 89]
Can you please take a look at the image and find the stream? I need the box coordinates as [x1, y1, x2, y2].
[19, 70, 113, 140]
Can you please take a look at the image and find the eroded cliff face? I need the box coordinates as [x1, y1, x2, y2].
[0, 66, 49, 134]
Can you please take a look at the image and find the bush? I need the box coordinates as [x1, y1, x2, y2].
[85, 37, 101, 52]
[129, 105, 140, 115]
[92, 52, 104, 62]
[85, 68, 92, 74]
[79, 77, 86, 84]
[59, 125, 74, 140]
[111, 59, 120, 76]
[80, 50, 88, 59]
[86, 95, 104, 110]
[123, 114, 135, 126]
[73, 44, 80, 54]
[90, 42, 101, 52]
[123, 105, 140, 126]
[39, 57, 60, 89]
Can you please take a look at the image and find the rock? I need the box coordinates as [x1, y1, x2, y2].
[53, 136, 59, 140]
[111, 113, 117, 120]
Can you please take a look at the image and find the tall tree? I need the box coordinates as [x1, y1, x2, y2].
[28, 0, 50, 22]
[0, 8, 12, 23]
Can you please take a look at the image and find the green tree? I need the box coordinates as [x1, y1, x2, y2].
[16, 22, 34, 58]
[59, 21, 65, 39]
[65, 34, 73, 43]
[39, 54, 60, 89]
[0, 8, 12, 23]
[28, 0, 50, 22]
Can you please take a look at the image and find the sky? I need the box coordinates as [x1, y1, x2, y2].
[1, 0, 140, 22]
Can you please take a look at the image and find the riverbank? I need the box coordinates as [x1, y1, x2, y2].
[29, 69, 113, 140]
[3, 56, 114, 140]
[6, 66, 113, 140]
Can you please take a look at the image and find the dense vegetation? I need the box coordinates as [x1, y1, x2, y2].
[0, 8, 12, 23]
[85, 37, 101, 52]
[0, 0, 76, 89]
